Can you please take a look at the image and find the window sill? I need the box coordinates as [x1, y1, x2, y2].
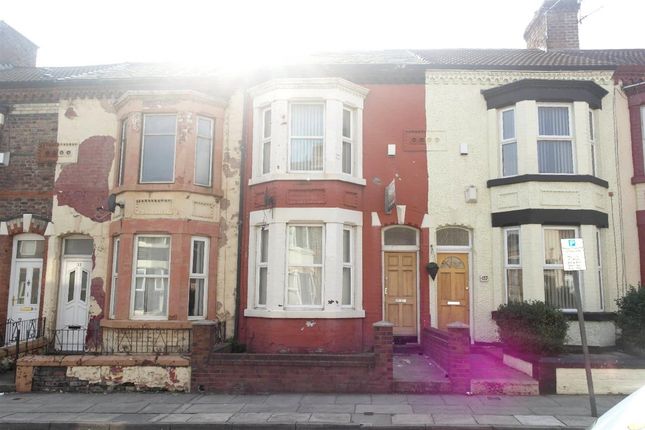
[249, 173, 366, 187]
[244, 308, 365, 319]
[487, 174, 609, 189]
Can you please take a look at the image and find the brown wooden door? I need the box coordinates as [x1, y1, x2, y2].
[384, 252, 417, 336]
[437, 253, 469, 330]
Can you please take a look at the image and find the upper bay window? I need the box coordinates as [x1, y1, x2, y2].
[140, 114, 177, 183]
[194, 117, 214, 187]
[249, 78, 369, 185]
[500, 108, 517, 177]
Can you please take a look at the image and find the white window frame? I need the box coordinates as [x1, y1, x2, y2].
[285, 224, 325, 309]
[130, 235, 171, 320]
[139, 114, 177, 184]
[503, 227, 522, 303]
[261, 107, 271, 175]
[188, 236, 209, 319]
[256, 227, 269, 307]
[342, 226, 354, 307]
[109, 237, 120, 319]
[245, 207, 364, 319]
[589, 110, 597, 177]
[288, 102, 325, 173]
[537, 104, 575, 175]
[542, 226, 580, 311]
[194, 116, 214, 187]
[500, 107, 518, 177]
[342, 108, 354, 175]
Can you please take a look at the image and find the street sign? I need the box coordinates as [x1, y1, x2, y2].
[561, 238, 586, 271]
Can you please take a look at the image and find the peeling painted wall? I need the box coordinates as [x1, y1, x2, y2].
[66, 365, 190, 392]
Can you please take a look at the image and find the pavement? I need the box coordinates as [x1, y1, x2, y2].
[0, 391, 624, 429]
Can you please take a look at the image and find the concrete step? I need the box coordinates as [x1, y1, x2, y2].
[394, 379, 452, 393]
[393, 343, 423, 354]
[471, 377, 540, 395]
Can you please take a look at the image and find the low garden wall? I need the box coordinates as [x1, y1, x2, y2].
[421, 323, 471, 393]
[16, 355, 190, 393]
[191, 320, 394, 393]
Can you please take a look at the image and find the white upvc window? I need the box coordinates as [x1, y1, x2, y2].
[261, 108, 271, 175]
[189, 237, 209, 319]
[537, 105, 574, 174]
[109, 237, 120, 319]
[589, 110, 597, 177]
[194, 117, 214, 187]
[289, 103, 325, 172]
[500, 108, 518, 177]
[596, 229, 604, 311]
[504, 228, 522, 303]
[140, 114, 177, 183]
[256, 228, 269, 306]
[342, 108, 354, 175]
[117, 119, 127, 187]
[131, 235, 171, 319]
[341, 227, 354, 306]
[543, 227, 580, 310]
[287, 225, 324, 307]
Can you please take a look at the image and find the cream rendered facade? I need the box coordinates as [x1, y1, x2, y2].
[425, 69, 640, 344]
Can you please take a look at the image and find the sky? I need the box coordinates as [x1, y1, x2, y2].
[2, 0, 644, 68]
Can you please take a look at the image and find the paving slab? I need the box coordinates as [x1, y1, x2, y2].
[356, 404, 413, 414]
[298, 403, 355, 413]
[301, 394, 337, 404]
[186, 412, 233, 423]
[112, 413, 159, 423]
[468, 405, 533, 415]
[268, 412, 312, 423]
[411, 404, 472, 414]
[139, 403, 183, 413]
[392, 414, 434, 425]
[473, 414, 522, 425]
[266, 394, 304, 405]
[229, 412, 273, 423]
[85, 401, 150, 413]
[530, 406, 592, 416]
[309, 413, 352, 424]
[191, 394, 238, 404]
[335, 394, 371, 404]
[242, 403, 300, 413]
[556, 415, 598, 427]
[184, 403, 243, 413]
[156, 414, 192, 423]
[371, 394, 409, 404]
[350, 413, 393, 426]
[515, 415, 566, 426]
[405, 394, 447, 405]
[432, 413, 478, 425]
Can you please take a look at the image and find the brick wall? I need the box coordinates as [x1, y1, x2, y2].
[191, 321, 394, 393]
[421, 324, 471, 393]
[524, 0, 580, 50]
[0, 109, 57, 221]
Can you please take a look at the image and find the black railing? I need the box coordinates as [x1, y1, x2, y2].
[46, 326, 197, 355]
[1, 317, 47, 359]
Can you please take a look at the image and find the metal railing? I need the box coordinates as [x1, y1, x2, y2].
[1, 317, 47, 359]
[46, 326, 197, 355]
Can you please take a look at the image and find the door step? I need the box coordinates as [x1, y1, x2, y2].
[393, 343, 423, 354]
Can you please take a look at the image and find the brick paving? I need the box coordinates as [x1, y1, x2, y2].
[0, 391, 623, 428]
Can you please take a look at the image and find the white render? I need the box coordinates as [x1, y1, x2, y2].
[424, 69, 640, 343]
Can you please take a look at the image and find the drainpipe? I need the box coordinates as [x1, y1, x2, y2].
[233, 90, 249, 342]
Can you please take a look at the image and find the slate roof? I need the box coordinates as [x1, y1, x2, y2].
[1, 48, 645, 85]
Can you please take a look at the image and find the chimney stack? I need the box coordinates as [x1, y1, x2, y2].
[524, 0, 581, 50]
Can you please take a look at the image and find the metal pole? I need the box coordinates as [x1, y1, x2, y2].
[573, 279, 598, 417]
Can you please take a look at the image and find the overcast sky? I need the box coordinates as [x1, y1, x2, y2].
[2, 0, 644, 67]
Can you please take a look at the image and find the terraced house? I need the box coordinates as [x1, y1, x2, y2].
[1, 0, 644, 394]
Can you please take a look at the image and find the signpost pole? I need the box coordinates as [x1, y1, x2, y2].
[560, 238, 597, 418]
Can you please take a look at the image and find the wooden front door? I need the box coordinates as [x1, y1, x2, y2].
[384, 252, 417, 336]
[437, 253, 469, 330]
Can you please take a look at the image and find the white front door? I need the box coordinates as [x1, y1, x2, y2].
[7, 261, 42, 322]
[56, 259, 91, 330]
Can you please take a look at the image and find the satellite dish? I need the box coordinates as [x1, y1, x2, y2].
[106, 194, 124, 212]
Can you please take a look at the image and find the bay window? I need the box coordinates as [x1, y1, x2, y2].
[589, 110, 597, 176]
[188, 237, 208, 318]
[504, 228, 522, 303]
[543, 227, 579, 310]
[132, 236, 170, 318]
[342, 109, 354, 175]
[109, 237, 120, 319]
[262, 108, 271, 174]
[537, 106, 574, 174]
[246, 208, 363, 318]
[140, 114, 176, 183]
[500, 108, 517, 177]
[289, 104, 324, 172]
